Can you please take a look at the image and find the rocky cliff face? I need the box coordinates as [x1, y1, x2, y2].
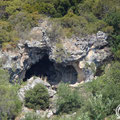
[1, 21, 111, 84]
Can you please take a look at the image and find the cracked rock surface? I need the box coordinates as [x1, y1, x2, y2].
[1, 21, 111, 83]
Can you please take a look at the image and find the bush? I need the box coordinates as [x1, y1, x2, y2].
[46, 23, 63, 42]
[52, 11, 110, 37]
[57, 83, 81, 114]
[22, 111, 91, 120]
[8, 11, 40, 38]
[1, 0, 120, 48]
[87, 94, 113, 120]
[0, 20, 12, 44]
[21, 112, 41, 120]
[0, 68, 22, 120]
[0, 68, 22, 119]
[104, 11, 120, 33]
[0, 85, 22, 120]
[84, 62, 120, 119]
[0, 68, 9, 84]
[25, 84, 49, 110]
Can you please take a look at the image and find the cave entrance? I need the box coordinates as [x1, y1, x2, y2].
[23, 54, 78, 85]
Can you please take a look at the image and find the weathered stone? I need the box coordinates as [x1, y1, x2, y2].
[18, 77, 52, 101]
[36, 110, 47, 118]
[1, 21, 111, 83]
[47, 110, 53, 118]
[36, 109, 53, 118]
[48, 89, 56, 98]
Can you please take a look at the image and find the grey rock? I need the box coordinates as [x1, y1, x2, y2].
[1, 22, 111, 83]
[48, 89, 56, 97]
[36, 109, 53, 118]
[36, 110, 47, 118]
[47, 110, 53, 118]
[18, 77, 51, 101]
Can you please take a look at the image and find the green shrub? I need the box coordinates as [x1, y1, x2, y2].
[8, 11, 40, 38]
[25, 84, 49, 110]
[5, 0, 23, 15]
[0, 20, 18, 48]
[0, 20, 13, 44]
[84, 62, 120, 119]
[22, 112, 90, 120]
[54, 41, 65, 63]
[104, 11, 120, 56]
[57, 83, 81, 114]
[21, 112, 41, 120]
[46, 23, 63, 42]
[72, 110, 91, 120]
[104, 11, 120, 33]
[52, 11, 110, 37]
[105, 114, 117, 120]
[87, 94, 113, 120]
[0, 85, 22, 120]
[0, 68, 9, 84]
[0, 68, 22, 120]
[1, 0, 120, 48]
[0, 68, 21, 119]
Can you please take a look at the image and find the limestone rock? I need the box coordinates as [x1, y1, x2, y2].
[36, 110, 47, 118]
[46, 110, 53, 118]
[48, 89, 56, 98]
[1, 21, 111, 83]
[18, 77, 53, 101]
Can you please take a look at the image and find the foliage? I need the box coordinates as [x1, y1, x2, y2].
[87, 94, 113, 120]
[46, 23, 63, 42]
[0, 68, 22, 120]
[104, 11, 120, 57]
[5, 60, 120, 120]
[0, 20, 13, 44]
[57, 83, 81, 114]
[22, 111, 91, 120]
[0, 68, 10, 84]
[52, 11, 110, 37]
[0, 0, 120, 51]
[104, 11, 120, 33]
[0, 85, 22, 120]
[21, 112, 41, 120]
[84, 62, 120, 119]
[25, 83, 49, 110]
[8, 11, 40, 38]
[0, 1, 120, 119]
[105, 115, 117, 120]
[54, 41, 65, 63]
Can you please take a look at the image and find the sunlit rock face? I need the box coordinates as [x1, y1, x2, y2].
[1, 21, 111, 84]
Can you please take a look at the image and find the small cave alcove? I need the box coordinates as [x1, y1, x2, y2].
[23, 54, 78, 85]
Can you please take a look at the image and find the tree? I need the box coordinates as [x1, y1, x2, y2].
[85, 62, 120, 117]
[25, 84, 49, 110]
[0, 85, 22, 120]
[105, 11, 120, 33]
[57, 83, 81, 113]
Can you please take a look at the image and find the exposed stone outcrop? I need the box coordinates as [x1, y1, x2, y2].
[18, 77, 56, 101]
[18, 77, 57, 119]
[1, 21, 111, 83]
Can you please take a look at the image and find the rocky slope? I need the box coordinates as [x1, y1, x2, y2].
[0, 21, 111, 84]
[17, 76, 57, 119]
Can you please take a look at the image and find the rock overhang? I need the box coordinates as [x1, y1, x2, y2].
[1, 25, 111, 83]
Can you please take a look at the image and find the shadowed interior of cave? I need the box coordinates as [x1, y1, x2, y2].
[23, 54, 78, 85]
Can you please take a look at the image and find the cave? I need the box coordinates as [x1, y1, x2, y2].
[23, 54, 78, 85]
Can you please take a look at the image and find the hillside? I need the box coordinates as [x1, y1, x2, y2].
[0, 0, 120, 120]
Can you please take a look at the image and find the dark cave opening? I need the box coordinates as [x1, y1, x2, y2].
[23, 54, 54, 81]
[23, 54, 78, 85]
